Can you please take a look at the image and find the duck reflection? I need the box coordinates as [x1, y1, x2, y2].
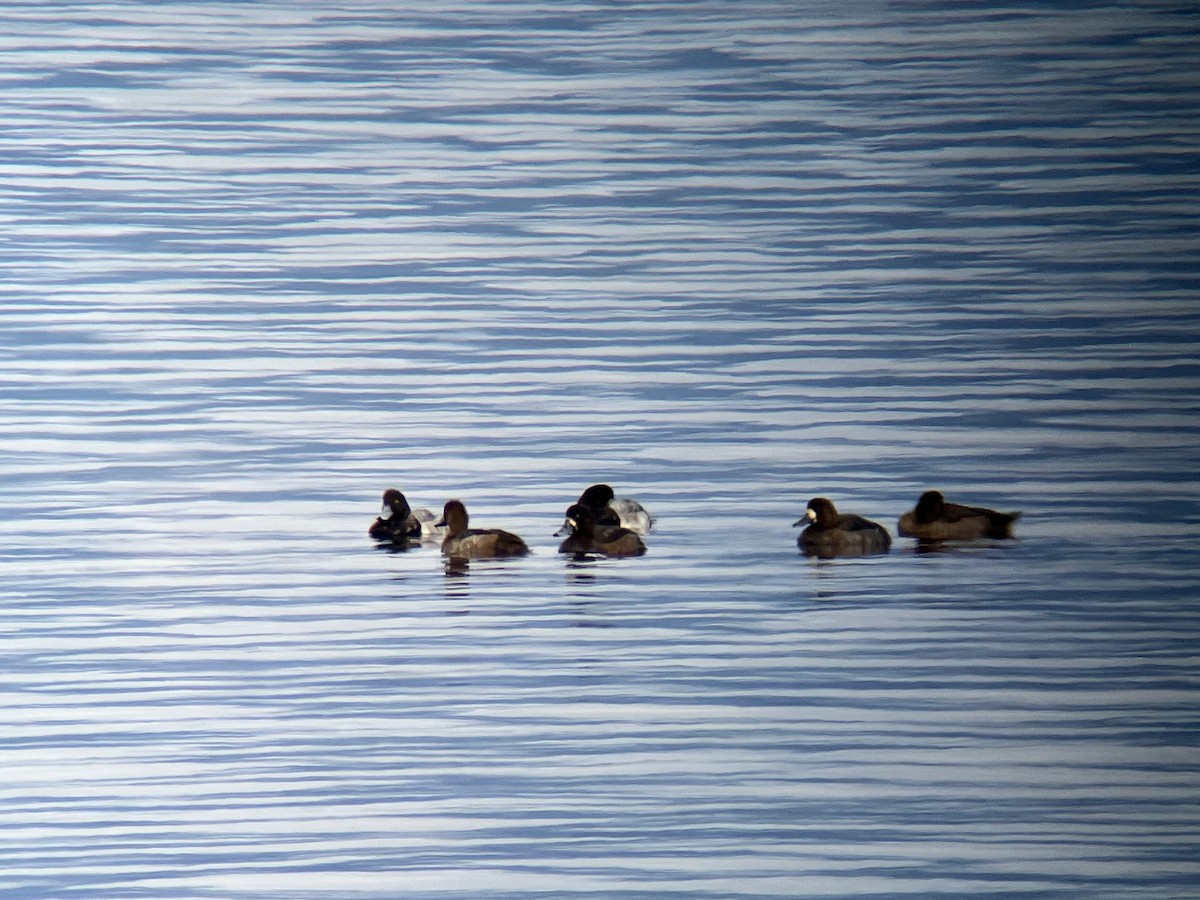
[441, 556, 472, 607]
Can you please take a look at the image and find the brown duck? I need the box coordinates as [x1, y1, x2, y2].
[436, 499, 530, 559]
[556, 503, 646, 557]
[898, 490, 1021, 541]
[795, 497, 891, 558]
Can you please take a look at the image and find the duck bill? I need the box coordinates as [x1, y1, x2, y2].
[553, 517, 576, 537]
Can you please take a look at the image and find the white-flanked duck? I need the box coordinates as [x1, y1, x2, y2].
[576, 483, 654, 536]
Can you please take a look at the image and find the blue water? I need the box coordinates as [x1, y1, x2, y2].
[1, 2, 1198, 897]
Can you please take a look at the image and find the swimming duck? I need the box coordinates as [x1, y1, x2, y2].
[368, 488, 428, 544]
[555, 503, 647, 558]
[436, 499, 530, 559]
[794, 497, 891, 558]
[897, 490, 1021, 541]
[576, 483, 655, 536]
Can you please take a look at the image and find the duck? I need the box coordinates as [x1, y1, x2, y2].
[436, 499, 530, 559]
[897, 490, 1021, 541]
[575, 483, 655, 536]
[794, 497, 891, 558]
[555, 503, 647, 558]
[368, 488, 428, 544]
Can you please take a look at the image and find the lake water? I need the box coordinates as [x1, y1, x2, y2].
[2, 2, 1198, 897]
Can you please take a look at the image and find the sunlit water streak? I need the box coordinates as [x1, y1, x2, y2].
[1, 1, 1198, 897]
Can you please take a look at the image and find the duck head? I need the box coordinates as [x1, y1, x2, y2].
[794, 497, 838, 529]
[436, 499, 469, 536]
[555, 502, 596, 538]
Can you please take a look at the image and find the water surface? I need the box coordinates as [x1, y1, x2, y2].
[1, 2, 1198, 897]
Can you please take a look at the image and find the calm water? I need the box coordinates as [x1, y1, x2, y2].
[1, 2, 1198, 897]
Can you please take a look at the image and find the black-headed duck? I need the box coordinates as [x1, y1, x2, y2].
[576, 483, 654, 536]
[794, 497, 891, 558]
[555, 503, 647, 558]
[898, 490, 1021, 541]
[369, 488, 425, 544]
[436, 499, 530, 559]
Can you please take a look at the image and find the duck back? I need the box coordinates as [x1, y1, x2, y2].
[409, 507, 447, 540]
[608, 498, 654, 536]
[443, 528, 530, 559]
[799, 514, 892, 558]
[369, 519, 412, 544]
[593, 527, 647, 557]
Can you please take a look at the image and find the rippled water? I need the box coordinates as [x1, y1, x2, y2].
[2, 2, 1198, 897]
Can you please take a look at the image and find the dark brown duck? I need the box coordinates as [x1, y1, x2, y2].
[556, 503, 646, 558]
[897, 490, 1021, 541]
[795, 497, 891, 558]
